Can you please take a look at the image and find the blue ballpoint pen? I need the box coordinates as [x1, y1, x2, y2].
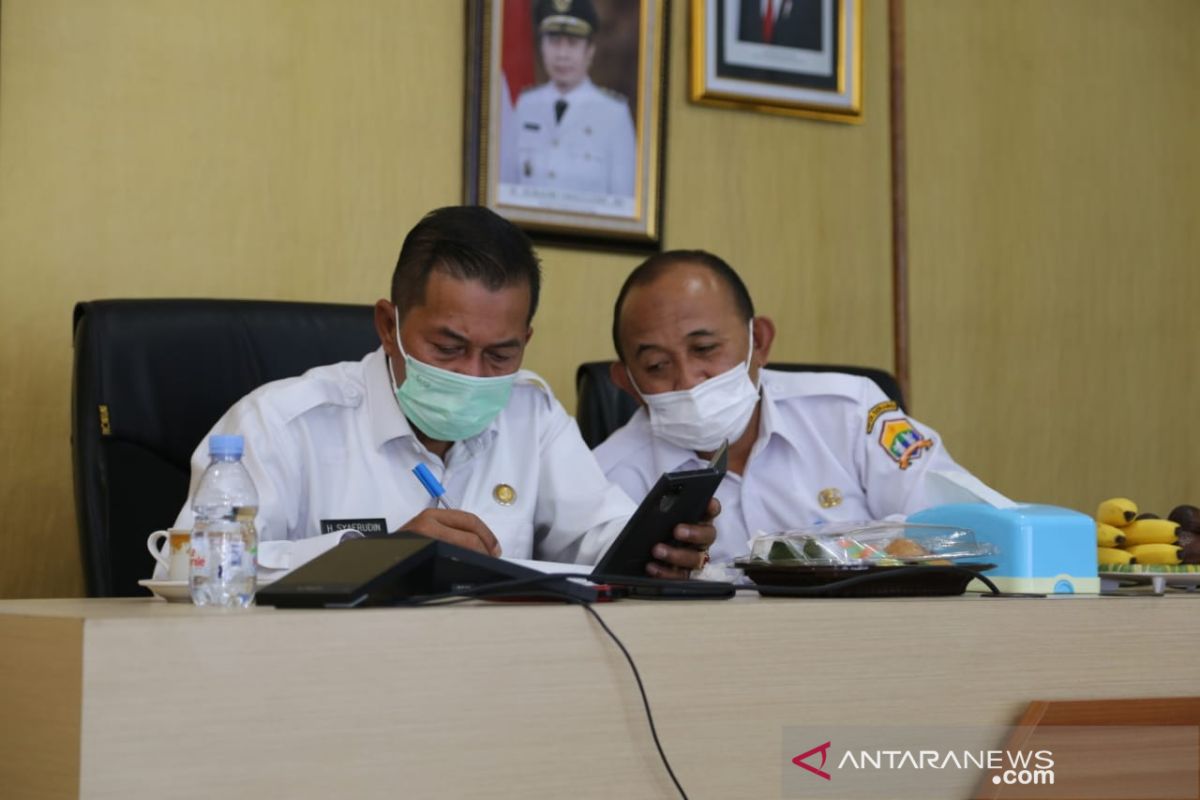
[412, 463, 453, 510]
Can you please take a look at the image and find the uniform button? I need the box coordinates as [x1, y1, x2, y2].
[548, 170, 556, 178]
[552, 138, 559, 147]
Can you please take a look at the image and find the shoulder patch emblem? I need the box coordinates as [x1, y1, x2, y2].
[865, 400, 898, 434]
[878, 418, 933, 470]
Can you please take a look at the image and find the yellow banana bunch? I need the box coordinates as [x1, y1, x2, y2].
[1121, 518, 1180, 547]
[1098, 547, 1136, 566]
[1096, 522, 1126, 548]
[1096, 498, 1200, 568]
[1125, 543, 1182, 565]
[1096, 497, 1138, 527]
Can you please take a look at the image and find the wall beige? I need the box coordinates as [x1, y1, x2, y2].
[0, 0, 473, 597]
[906, 0, 1199, 516]
[0, 0, 892, 598]
[0, 1, 1193, 598]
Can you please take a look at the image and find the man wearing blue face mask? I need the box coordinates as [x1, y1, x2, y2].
[595, 250, 1005, 566]
[174, 207, 715, 576]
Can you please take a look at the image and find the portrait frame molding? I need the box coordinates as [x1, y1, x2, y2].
[688, 0, 862, 124]
[463, 0, 670, 250]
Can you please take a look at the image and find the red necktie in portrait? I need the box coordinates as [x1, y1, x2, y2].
[763, 0, 775, 43]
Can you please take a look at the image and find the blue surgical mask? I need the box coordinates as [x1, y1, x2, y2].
[390, 315, 517, 442]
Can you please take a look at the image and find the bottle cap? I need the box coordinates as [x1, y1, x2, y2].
[209, 434, 245, 458]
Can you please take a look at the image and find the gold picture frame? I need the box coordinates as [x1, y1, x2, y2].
[464, 0, 670, 248]
[689, 0, 862, 123]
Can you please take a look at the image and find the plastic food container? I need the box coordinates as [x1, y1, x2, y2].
[744, 522, 992, 565]
[734, 522, 997, 597]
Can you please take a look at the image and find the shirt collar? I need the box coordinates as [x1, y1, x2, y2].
[366, 347, 416, 450]
[756, 370, 805, 457]
[364, 346, 499, 459]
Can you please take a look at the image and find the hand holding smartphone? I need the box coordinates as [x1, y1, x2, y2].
[592, 441, 728, 579]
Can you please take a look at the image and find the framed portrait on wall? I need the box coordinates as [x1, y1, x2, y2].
[464, 0, 668, 247]
[689, 0, 862, 123]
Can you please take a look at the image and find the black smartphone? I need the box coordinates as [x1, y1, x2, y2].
[591, 442, 728, 579]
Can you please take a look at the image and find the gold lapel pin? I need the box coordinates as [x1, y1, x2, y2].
[493, 484, 516, 506]
[818, 488, 843, 509]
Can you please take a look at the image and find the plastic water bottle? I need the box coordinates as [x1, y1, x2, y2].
[189, 434, 259, 608]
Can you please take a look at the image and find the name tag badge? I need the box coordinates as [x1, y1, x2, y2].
[320, 518, 388, 536]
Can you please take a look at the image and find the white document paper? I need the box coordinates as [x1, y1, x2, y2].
[257, 530, 365, 580]
[502, 557, 588, 576]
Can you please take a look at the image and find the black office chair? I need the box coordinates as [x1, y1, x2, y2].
[71, 299, 380, 597]
[575, 361, 906, 449]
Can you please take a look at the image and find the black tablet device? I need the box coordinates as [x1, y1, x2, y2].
[256, 535, 597, 608]
[591, 441, 728, 579]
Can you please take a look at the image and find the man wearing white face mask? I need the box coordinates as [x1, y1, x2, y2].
[595, 250, 1003, 566]
[174, 207, 715, 577]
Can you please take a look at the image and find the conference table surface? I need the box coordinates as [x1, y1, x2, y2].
[2, 591, 1198, 799]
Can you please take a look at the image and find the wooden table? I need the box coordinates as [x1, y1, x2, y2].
[2, 593, 1198, 799]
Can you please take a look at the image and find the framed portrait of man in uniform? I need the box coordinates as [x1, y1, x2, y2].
[689, 0, 862, 123]
[464, 0, 668, 246]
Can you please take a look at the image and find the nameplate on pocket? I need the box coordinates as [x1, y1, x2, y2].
[320, 518, 388, 535]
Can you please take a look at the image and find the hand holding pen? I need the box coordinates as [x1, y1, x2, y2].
[397, 463, 502, 557]
[413, 463, 453, 510]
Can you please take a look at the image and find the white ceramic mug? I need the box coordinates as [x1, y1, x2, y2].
[146, 529, 192, 581]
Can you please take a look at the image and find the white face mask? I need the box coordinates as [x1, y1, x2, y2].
[630, 321, 760, 453]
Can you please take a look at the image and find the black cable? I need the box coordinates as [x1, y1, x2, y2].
[392, 563, 1000, 800]
[576, 601, 690, 800]
[394, 564, 1002, 604]
[397, 573, 691, 798]
[727, 564, 1003, 597]
[393, 571, 597, 605]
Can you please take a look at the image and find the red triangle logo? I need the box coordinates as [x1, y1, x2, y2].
[792, 741, 832, 780]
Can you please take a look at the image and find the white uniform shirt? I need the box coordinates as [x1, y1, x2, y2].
[594, 370, 990, 565]
[174, 348, 635, 565]
[513, 79, 636, 196]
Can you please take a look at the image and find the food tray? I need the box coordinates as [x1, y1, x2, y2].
[736, 562, 998, 598]
[1099, 568, 1200, 596]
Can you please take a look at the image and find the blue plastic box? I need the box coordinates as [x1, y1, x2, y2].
[908, 503, 1098, 594]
